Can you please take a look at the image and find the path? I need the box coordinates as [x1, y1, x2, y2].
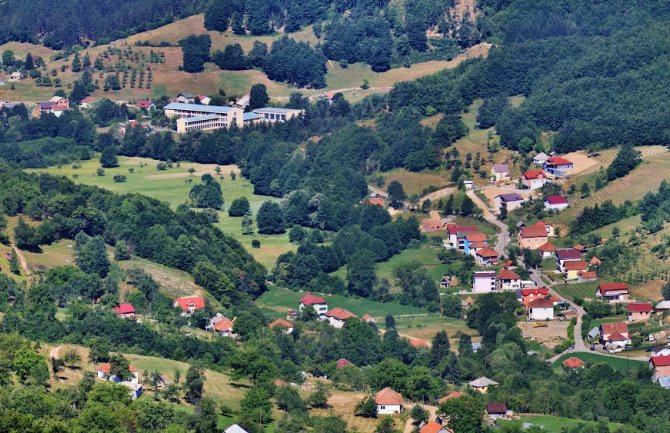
[49, 345, 61, 360]
[420, 186, 455, 205]
[12, 244, 32, 282]
[467, 190, 509, 256]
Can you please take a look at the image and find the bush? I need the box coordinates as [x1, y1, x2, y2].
[113, 174, 127, 183]
[228, 197, 251, 217]
[251, 240, 261, 248]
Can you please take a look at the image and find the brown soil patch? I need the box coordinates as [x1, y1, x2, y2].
[561, 151, 599, 175]
[519, 321, 569, 349]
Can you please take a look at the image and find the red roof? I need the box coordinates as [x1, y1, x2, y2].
[299, 294, 326, 305]
[607, 332, 628, 341]
[325, 308, 356, 320]
[627, 303, 653, 313]
[476, 247, 498, 258]
[136, 100, 154, 108]
[420, 421, 447, 433]
[468, 242, 489, 249]
[520, 226, 548, 238]
[213, 317, 234, 332]
[564, 260, 588, 271]
[528, 299, 554, 309]
[81, 96, 95, 104]
[269, 319, 293, 329]
[598, 283, 629, 295]
[487, 403, 507, 414]
[590, 256, 602, 266]
[174, 296, 205, 311]
[538, 243, 557, 252]
[601, 322, 629, 336]
[650, 355, 670, 367]
[98, 363, 136, 374]
[556, 248, 582, 260]
[503, 260, 514, 268]
[523, 169, 546, 180]
[113, 303, 135, 315]
[546, 195, 569, 205]
[521, 287, 549, 297]
[438, 391, 465, 404]
[369, 197, 385, 206]
[562, 357, 586, 369]
[336, 358, 354, 369]
[498, 269, 520, 280]
[466, 233, 487, 242]
[374, 387, 403, 405]
[545, 156, 573, 166]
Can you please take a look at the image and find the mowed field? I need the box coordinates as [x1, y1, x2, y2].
[500, 415, 624, 433]
[30, 156, 294, 268]
[0, 13, 490, 103]
[552, 352, 645, 372]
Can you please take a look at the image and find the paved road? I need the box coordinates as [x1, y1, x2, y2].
[467, 190, 509, 256]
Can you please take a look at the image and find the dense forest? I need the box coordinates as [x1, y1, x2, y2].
[0, 0, 207, 48]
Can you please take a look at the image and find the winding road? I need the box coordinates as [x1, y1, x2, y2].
[467, 190, 509, 256]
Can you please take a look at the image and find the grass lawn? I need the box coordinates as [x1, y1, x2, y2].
[500, 415, 624, 433]
[394, 314, 476, 341]
[552, 352, 645, 372]
[30, 156, 294, 269]
[541, 258, 556, 272]
[452, 216, 498, 237]
[377, 168, 450, 197]
[21, 239, 76, 273]
[257, 286, 428, 318]
[591, 214, 642, 239]
[553, 282, 598, 301]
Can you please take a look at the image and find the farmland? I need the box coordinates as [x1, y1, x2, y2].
[30, 156, 293, 268]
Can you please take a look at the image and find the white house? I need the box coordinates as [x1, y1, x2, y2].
[497, 269, 521, 291]
[374, 387, 404, 414]
[9, 71, 23, 81]
[298, 294, 328, 315]
[487, 403, 511, 420]
[544, 156, 574, 176]
[492, 164, 510, 183]
[596, 283, 630, 303]
[208, 314, 234, 337]
[473, 271, 496, 293]
[495, 193, 525, 213]
[555, 249, 583, 272]
[527, 299, 554, 320]
[324, 308, 356, 328]
[96, 363, 142, 400]
[468, 377, 498, 393]
[475, 248, 499, 266]
[533, 152, 549, 165]
[268, 318, 294, 334]
[650, 346, 670, 357]
[544, 195, 569, 211]
[522, 169, 549, 190]
[225, 425, 249, 433]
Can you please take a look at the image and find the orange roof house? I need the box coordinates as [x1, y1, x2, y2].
[269, 319, 294, 330]
[336, 358, 354, 369]
[562, 357, 586, 369]
[174, 296, 205, 312]
[375, 387, 404, 405]
[299, 294, 326, 305]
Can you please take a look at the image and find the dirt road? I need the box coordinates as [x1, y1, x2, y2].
[12, 245, 32, 282]
[467, 190, 509, 256]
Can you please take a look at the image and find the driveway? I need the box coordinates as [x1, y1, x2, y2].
[467, 190, 509, 256]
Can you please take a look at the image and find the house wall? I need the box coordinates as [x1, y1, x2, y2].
[566, 269, 581, 281]
[505, 200, 524, 212]
[498, 279, 521, 291]
[300, 302, 328, 315]
[377, 404, 403, 415]
[519, 235, 548, 250]
[473, 277, 496, 293]
[653, 365, 670, 378]
[545, 202, 569, 212]
[328, 317, 346, 329]
[628, 311, 651, 321]
[529, 307, 554, 321]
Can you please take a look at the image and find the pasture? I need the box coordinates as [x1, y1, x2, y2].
[378, 169, 450, 197]
[500, 415, 624, 433]
[31, 156, 294, 268]
[552, 352, 645, 372]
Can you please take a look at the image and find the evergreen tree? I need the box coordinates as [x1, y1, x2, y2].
[23, 53, 34, 70]
[249, 83, 269, 110]
[184, 366, 205, 404]
[100, 147, 119, 168]
[72, 52, 81, 72]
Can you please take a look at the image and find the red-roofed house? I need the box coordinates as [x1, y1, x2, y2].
[564, 260, 588, 281]
[361, 314, 376, 324]
[596, 283, 630, 303]
[213, 317, 235, 337]
[497, 269, 521, 291]
[545, 195, 569, 211]
[578, 270, 597, 282]
[174, 296, 205, 315]
[562, 357, 586, 369]
[522, 169, 549, 190]
[324, 308, 356, 328]
[113, 303, 136, 319]
[649, 355, 670, 381]
[269, 319, 294, 334]
[556, 249, 583, 272]
[539, 242, 557, 258]
[519, 225, 548, 250]
[627, 303, 653, 322]
[135, 100, 156, 110]
[527, 298, 554, 320]
[80, 96, 95, 108]
[486, 403, 511, 420]
[475, 248, 499, 266]
[544, 156, 574, 176]
[446, 225, 479, 250]
[299, 294, 328, 315]
[374, 387, 404, 414]
[369, 197, 385, 207]
[600, 322, 631, 350]
[336, 358, 354, 369]
[420, 421, 452, 433]
[521, 287, 550, 307]
[97, 363, 142, 399]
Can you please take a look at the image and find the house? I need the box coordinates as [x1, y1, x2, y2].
[468, 377, 498, 393]
[492, 164, 510, 183]
[437, 391, 465, 404]
[336, 358, 354, 369]
[650, 346, 670, 358]
[368, 195, 385, 207]
[545, 195, 569, 211]
[234, 93, 250, 109]
[655, 300, 670, 313]
[252, 107, 304, 123]
[544, 156, 574, 176]
[486, 403, 510, 420]
[269, 318, 294, 334]
[522, 169, 549, 190]
[533, 152, 549, 165]
[463, 232, 488, 254]
[596, 283, 630, 303]
[196, 95, 211, 105]
[175, 92, 195, 103]
[555, 248, 583, 272]
[539, 242, 558, 258]
[521, 287, 550, 307]
[374, 387, 404, 414]
[445, 224, 478, 250]
[324, 308, 356, 328]
[97, 363, 142, 399]
[439, 275, 458, 288]
[298, 294, 328, 315]
[135, 100, 155, 110]
[208, 314, 234, 337]
[9, 71, 23, 81]
[80, 96, 95, 108]
[590, 256, 602, 267]
[497, 269, 521, 291]
[473, 271, 496, 293]
[627, 303, 653, 322]
[32, 96, 69, 118]
[420, 421, 452, 433]
[471, 342, 481, 353]
[562, 357, 586, 370]
[600, 322, 631, 350]
[174, 296, 205, 315]
[225, 424, 250, 433]
[578, 270, 598, 282]
[495, 193, 525, 213]
[564, 260, 588, 281]
[649, 355, 670, 382]
[475, 248, 499, 266]
[527, 298, 554, 320]
[518, 225, 548, 250]
[112, 303, 135, 319]
[361, 314, 376, 324]
[521, 220, 555, 237]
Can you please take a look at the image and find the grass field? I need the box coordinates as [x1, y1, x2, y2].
[552, 352, 645, 372]
[500, 415, 623, 433]
[552, 282, 598, 302]
[257, 286, 428, 318]
[378, 169, 450, 197]
[591, 215, 642, 239]
[31, 156, 294, 268]
[394, 314, 475, 341]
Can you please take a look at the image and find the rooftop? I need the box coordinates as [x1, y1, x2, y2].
[564, 260, 588, 271]
[299, 294, 326, 305]
[374, 387, 403, 405]
[325, 308, 357, 320]
[164, 102, 234, 114]
[598, 282, 629, 294]
[546, 195, 569, 205]
[523, 169, 546, 180]
[520, 226, 548, 238]
[556, 249, 582, 260]
[528, 299, 554, 309]
[469, 377, 498, 388]
[497, 193, 524, 202]
[562, 357, 586, 369]
[487, 403, 507, 414]
[627, 302, 653, 313]
[545, 156, 573, 166]
[182, 114, 221, 123]
[601, 322, 629, 336]
[499, 269, 520, 280]
[253, 107, 303, 114]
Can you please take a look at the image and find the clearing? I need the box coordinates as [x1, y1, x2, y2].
[552, 352, 645, 372]
[500, 415, 624, 433]
[378, 169, 450, 197]
[30, 157, 294, 268]
[311, 391, 404, 433]
[518, 321, 569, 350]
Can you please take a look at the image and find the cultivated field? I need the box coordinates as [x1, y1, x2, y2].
[30, 156, 294, 268]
